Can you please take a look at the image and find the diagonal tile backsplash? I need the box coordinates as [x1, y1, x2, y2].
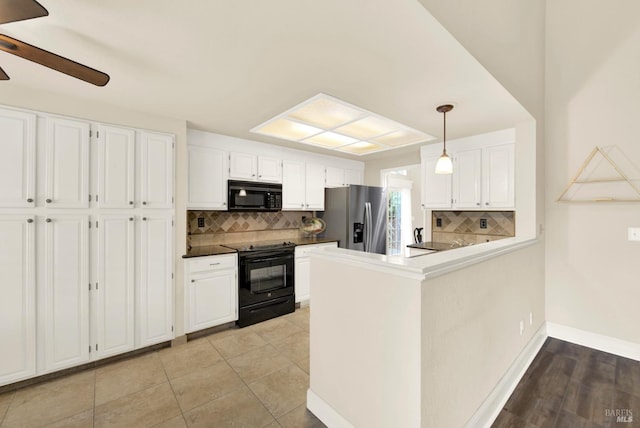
[432, 211, 515, 244]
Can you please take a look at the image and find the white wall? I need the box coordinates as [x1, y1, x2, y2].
[545, 1, 640, 343]
[0, 86, 190, 337]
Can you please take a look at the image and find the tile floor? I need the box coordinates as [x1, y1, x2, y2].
[0, 307, 326, 428]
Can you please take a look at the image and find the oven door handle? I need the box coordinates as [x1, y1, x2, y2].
[244, 255, 293, 264]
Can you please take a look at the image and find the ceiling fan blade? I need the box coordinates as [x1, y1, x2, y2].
[0, 65, 8, 80]
[0, 0, 48, 24]
[0, 34, 109, 86]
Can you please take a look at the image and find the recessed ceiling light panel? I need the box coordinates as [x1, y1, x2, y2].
[251, 93, 435, 156]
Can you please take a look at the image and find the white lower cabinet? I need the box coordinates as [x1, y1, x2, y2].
[138, 214, 174, 347]
[94, 215, 135, 359]
[294, 242, 337, 303]
[0, 216, 36, 385]
[185, 254, 238, 333]
[42, 214, 90, 373]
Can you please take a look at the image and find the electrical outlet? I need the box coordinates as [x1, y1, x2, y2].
[436, 218, 442, 227]
[197, 217, 205, 228]
[519, 320, 524, 336]
[628, 227, 640, 241]
[480, 218, 487, 229]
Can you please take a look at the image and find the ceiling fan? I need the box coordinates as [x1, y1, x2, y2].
[0, 0, 109, 86]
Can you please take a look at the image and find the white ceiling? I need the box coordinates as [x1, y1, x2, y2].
[0, 0, 531, 160]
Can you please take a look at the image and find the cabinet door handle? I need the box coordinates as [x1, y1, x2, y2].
[129, 201, 134, 205]
[476, 203, 480, 206]
[191, 279, 195, 283]
[27, 218, 34, 223]
[209, 262, 220, 266]
[485, 202, 489, 206]
[142, 201, 147, 205]
[258, 175, 262, 178]
[46, 198, 52, 203]
[223, 202, 226, 206]
[142, 217, 147, 221]
[27, 198, 34, 203]
[45, 218, 52, 223]
[252, 174, 256, 177]
[129, 217, 134, 221]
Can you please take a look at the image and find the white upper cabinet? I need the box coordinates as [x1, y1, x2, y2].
[229, 152, 256, 180]
[139, 131, 174, 209]
[325, 166, 343, 188]
[326, 167, 364, 188]
[188, 146, 228, 210]
[453, 148, 482, 208]
[229, 152, 282, 183]
[45, 117, 90, 208]
[257, 156, 282, 182]
[138, 214, 174, 347]
[282, 160, 306, 210]
[344, 169, 363, 186]
[0, 108, 36, 208]
[482, 144, 515, 209]
[97, 125, 136, 208]
[95, 215, 135, 359]
[0, 216, 36, 386]
[282, 160, 325, 210]
[421, 130, 515, 210]
[42, 214, 90, 372]
[421, 149, 452, 209]
[305, 163, 325, 210]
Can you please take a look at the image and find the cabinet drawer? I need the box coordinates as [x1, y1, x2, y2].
[188, 254, 237, 274]
[295, 242, 337, 258]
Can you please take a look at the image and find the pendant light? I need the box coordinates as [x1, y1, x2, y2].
[435, 104, 454, 175]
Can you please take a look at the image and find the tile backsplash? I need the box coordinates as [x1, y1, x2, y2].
[187, 210, 309, 247]
[431, 211, 515, 244]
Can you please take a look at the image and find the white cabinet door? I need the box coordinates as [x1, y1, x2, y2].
[305, 163, 325, 210]
[0, 109, 36, 208]
[42, 215, 90, 372]
[282, 160, 306, 210]
[95, 215, 135, 359]
[421, 152, 452, 209]
[294, 257, 311, 303]
[97, 125, 135, 209]
[138, 215, 174, 347]
[229, 152, 257, 180]
[257, 156, 282, 183]
[187, 270, 237, 333]
[483, 144, 515, 209]
[0, 216, 36, 386]
[325, 167, 344, 188]
[344, 169, 363, 186]
[139, 132, 173, 209]
[453, 149, 482, 208]
[188, 146, 228, 210]
[45, 117, 90, 208]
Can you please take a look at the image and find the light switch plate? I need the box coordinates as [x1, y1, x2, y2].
[628, 227, 640, 241]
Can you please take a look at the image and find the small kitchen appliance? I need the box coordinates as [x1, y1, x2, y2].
[414, 227, 424, 243]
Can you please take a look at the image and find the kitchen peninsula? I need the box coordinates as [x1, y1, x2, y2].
[305, 237, 544, 428]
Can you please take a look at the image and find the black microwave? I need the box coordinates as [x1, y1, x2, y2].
[228, 180, 282, 211]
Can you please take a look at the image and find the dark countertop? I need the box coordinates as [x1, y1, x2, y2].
[182, 245, 237, 258]
[406, 241, 453, 252]
[289, 237, 339, 246]
[183, 237, 339, 258]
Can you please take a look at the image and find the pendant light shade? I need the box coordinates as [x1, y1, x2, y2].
[435, 104, 454, 175]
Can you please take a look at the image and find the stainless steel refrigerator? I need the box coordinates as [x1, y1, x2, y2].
[319, 185, 387, 255]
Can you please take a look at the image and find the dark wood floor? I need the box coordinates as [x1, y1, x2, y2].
[492, 337, 640, 428]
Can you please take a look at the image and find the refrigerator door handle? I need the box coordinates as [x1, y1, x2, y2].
[364, 202, 372, 252]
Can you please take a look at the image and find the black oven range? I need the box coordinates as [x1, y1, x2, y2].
[221, 240, 296, 327]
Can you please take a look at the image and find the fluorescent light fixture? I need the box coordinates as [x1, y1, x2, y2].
[304, 131, 359, 148]
[251, 93, 435, 156]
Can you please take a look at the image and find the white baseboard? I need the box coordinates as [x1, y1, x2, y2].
[464, 324, 547, 428]
[546, 322, 640, 361]
[307, 389, 354, 428]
